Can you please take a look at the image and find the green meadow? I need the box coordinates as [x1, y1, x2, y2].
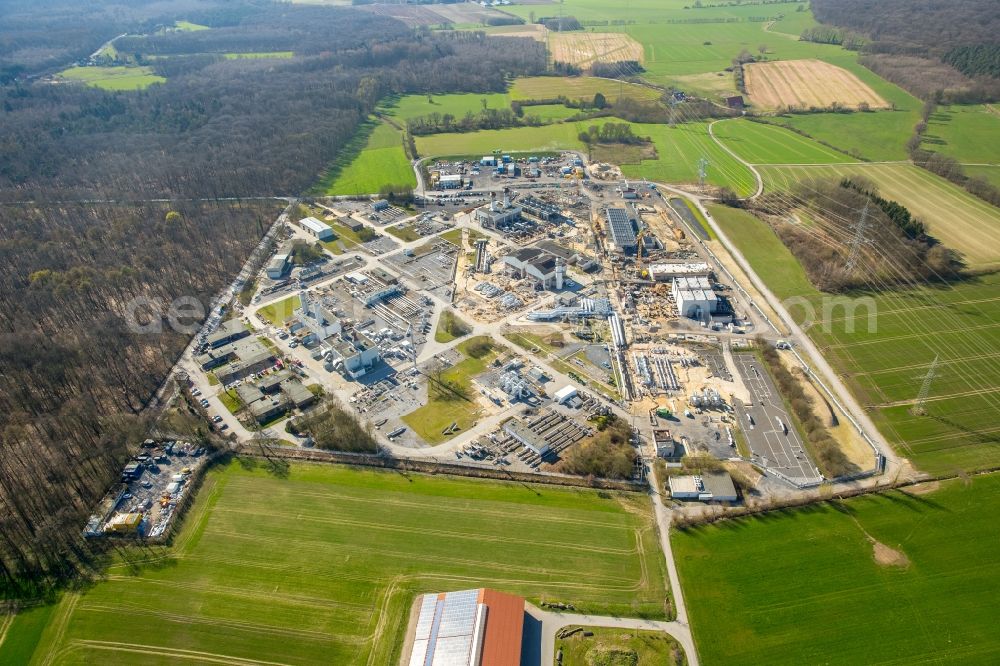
[5, 460, 668, 665]
[674, 474, 1000, 665]
[924, 104, 1000, 165]
[59, 66, 165, 91]
[710, 118, 857, 165]
[315, 121, 415, 196]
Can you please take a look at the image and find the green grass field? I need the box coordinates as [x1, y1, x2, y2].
[510, 76, 662, 103]
[383, 92, 510, 122]
[415, 121, 586, 157]
[0, 604, 56, 664]
[711, 119, 858, 165]
[674, 473, 1000, 665]
[315, 121, 415, 196]
[622, 122, 757, 196]
[223, 51, 294, 59]
[965, 165, 1000, 188]
[58, 66, 165, 91]
[174, 20, 209, 31]
[7, 460, 668, 665]
[256, 295, 300, 324]
[760, 163, 1000, 270]
[711, 204, 1000, 474]
[767, 61, 922, 162]
[402, 337, 495, 443]
[923, 104, 1000, 166]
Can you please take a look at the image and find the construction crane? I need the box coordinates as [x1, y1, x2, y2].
[635, 223, 650, 279]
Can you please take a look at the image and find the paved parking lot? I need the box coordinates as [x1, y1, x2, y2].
[731, 353, 820, 483]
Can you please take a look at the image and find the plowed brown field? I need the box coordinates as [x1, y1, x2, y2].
[550, 32, 644, 70]
[745, 59, 889, 110]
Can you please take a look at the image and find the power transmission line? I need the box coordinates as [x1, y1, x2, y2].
[845, 199, 870, 271]
[911, 355, 940, 416]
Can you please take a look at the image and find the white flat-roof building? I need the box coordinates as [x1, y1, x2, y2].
[439, 173, 463, 189]
[299, 216, 334, 241]
[672, 275, 717, 320]
[648, 262, 711, 282]
[553, 385, 578, 404]
[669, 472, 738, 502]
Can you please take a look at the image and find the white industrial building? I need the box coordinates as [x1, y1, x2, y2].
[476, 190, 522, 228]
[329, 331, 381, 379]
[501, 247, 565, 290]
[295, 290, 341, 341]
[553, 385, 578, 405]
[266, 252, 290, 279]
[672, 275, 717, 320]
[648, 262, 711, 282]
[299, 216, 334, 241]
[668, 472, 738, 502]
[438, 173, 463, 189]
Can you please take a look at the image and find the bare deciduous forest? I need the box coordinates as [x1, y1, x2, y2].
[0, 0, 546, 595]
[812, 0, 1000, 102]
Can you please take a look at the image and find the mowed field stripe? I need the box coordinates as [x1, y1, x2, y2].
[75, 602, 357, 644]
[201, 529, 643, 584]
[238, 484, 636, 529]
[211, 506, 640, 556]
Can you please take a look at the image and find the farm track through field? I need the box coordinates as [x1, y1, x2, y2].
[39, 592, 79, 666]
[104, 574, 371, 611]
[905, 424, 1000, 447]
[708, 119, 763, 199]
[877, 386, 1000, 408]
[62, 640, 292, 666]
[0, 613, 13, 651]
[184, 542, 644, 592]
[76, 602, 353, 644]
[211, 506, 639, 556]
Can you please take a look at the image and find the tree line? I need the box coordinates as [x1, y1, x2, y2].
[812, 0, 1000, 102]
